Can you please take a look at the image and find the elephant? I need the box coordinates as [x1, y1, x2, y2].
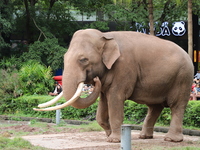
[34, 29, 194, 143]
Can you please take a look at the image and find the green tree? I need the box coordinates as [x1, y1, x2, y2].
[19, 60, 54, 95]
[108, 0, 188, 32]
[68, 0, 113, 20]
[105, 1, 148, 31]
[13, 0, 78, 44]
[0, 0, 79, 71]
[20, 38, 66, 70]
[0, 0, 15, 58]
[1, 0, 199, 68]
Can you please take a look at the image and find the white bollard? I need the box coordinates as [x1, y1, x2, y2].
[56, 103, 61, 125]
[121, 124, 132, 150]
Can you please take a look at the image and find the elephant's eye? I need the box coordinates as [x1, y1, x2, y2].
[79, 58, 88, 64]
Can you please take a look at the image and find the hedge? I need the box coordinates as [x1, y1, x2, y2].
[1, 95, 200, 127]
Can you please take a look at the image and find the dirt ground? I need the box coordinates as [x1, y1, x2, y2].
[1, 120, 200, 150]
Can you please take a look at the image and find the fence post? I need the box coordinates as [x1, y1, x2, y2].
[56, 103, 61, 125]
[121, 124, 132, 150]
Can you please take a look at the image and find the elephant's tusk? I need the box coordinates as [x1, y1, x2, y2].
[38, 91, 63, 108]
[33, 82, 84, 111]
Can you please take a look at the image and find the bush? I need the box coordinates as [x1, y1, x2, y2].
[183, 101, 200, 127]
[14, 95, 58, 118]
[0, 69, 22, 98]
[0, 94, 98, 120]
[20, 38, 66, 70]
[0, 68, 23, 114]
[19, 60, 55, 95]
[1, 95, 200, 129]
[0, 56, 22, 70]
[124, 100, 147, 124]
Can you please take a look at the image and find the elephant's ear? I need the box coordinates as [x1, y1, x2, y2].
[101, 33, 120, 69]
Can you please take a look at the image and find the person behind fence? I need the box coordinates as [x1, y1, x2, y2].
[88, 85, 94, 94]
[194, 82, 200, 95]
[49, 82, 62, 96]
[194, 70, 200, 80]
[82, 85, 89, 93]
[191, 81, 196, 93]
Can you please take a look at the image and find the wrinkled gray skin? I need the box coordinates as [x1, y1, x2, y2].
[62, 29, 194, 143]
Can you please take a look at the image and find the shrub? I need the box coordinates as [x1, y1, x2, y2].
[157, 107, 171, 125]
[0, 69, 22, 98]
[19, 60, 54, 95]
[0, 68, 23, 114]
[124, 100, 147, 124]
[14, 95, 58, 118]
[2, 95, 200, 129]
[0, 94, 97, 119]
[183, 101, 200, 127]
[20, 38, 66, 70]
[0, 56, 22, 70]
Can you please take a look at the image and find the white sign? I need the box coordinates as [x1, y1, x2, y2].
[135, 21, 186, 37]
[156, 22, 170, 36]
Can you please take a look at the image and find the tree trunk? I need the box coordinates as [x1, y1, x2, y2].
[188, 0, 193, 59]
[148, 0, 154, 35]
[24, 0, 30, 41]
[47, 0, 57, 20]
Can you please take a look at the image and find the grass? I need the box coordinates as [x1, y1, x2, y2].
[79, 121, 103, 132]
[0, 120, 103, 136]
[155, 122, 200, 131]
[142, 147, 200, 150]
[0, 136, 48, 150]
[132, 139, 200, 150]
[0, 120, 103, 150]
[51, 120, 103, 132]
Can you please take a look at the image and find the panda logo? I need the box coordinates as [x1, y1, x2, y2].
[172, 21, 186, 36]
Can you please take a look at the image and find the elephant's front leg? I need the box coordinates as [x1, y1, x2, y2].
[96, 93, 111, 137]
[140, 104, 164, 139]
[106, 94, 125, 143]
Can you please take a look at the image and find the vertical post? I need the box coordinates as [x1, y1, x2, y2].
[121, 124, 132, 150]
[56, 103, 61, 125]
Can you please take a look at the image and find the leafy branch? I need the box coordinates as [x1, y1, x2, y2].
[32, 18, 47, 40]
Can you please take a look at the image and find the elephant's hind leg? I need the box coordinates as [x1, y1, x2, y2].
[164, 103, 187, 142]
[140, 104, 164, 139]
[165, 82, 190, 142]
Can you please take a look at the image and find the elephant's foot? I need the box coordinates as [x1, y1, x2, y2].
[107, 133, 120, 143]
[139, 131, 153, 139]
[105, 129, 111, 137]
[164, 133, 183, 142]
[139, 134, 153, 139]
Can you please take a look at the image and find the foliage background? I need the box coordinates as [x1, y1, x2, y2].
[1, 0, 200, 59]
[1, 0, 200, 71]
[0, 61, 55, 105]
[0, 0, 200, 130]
